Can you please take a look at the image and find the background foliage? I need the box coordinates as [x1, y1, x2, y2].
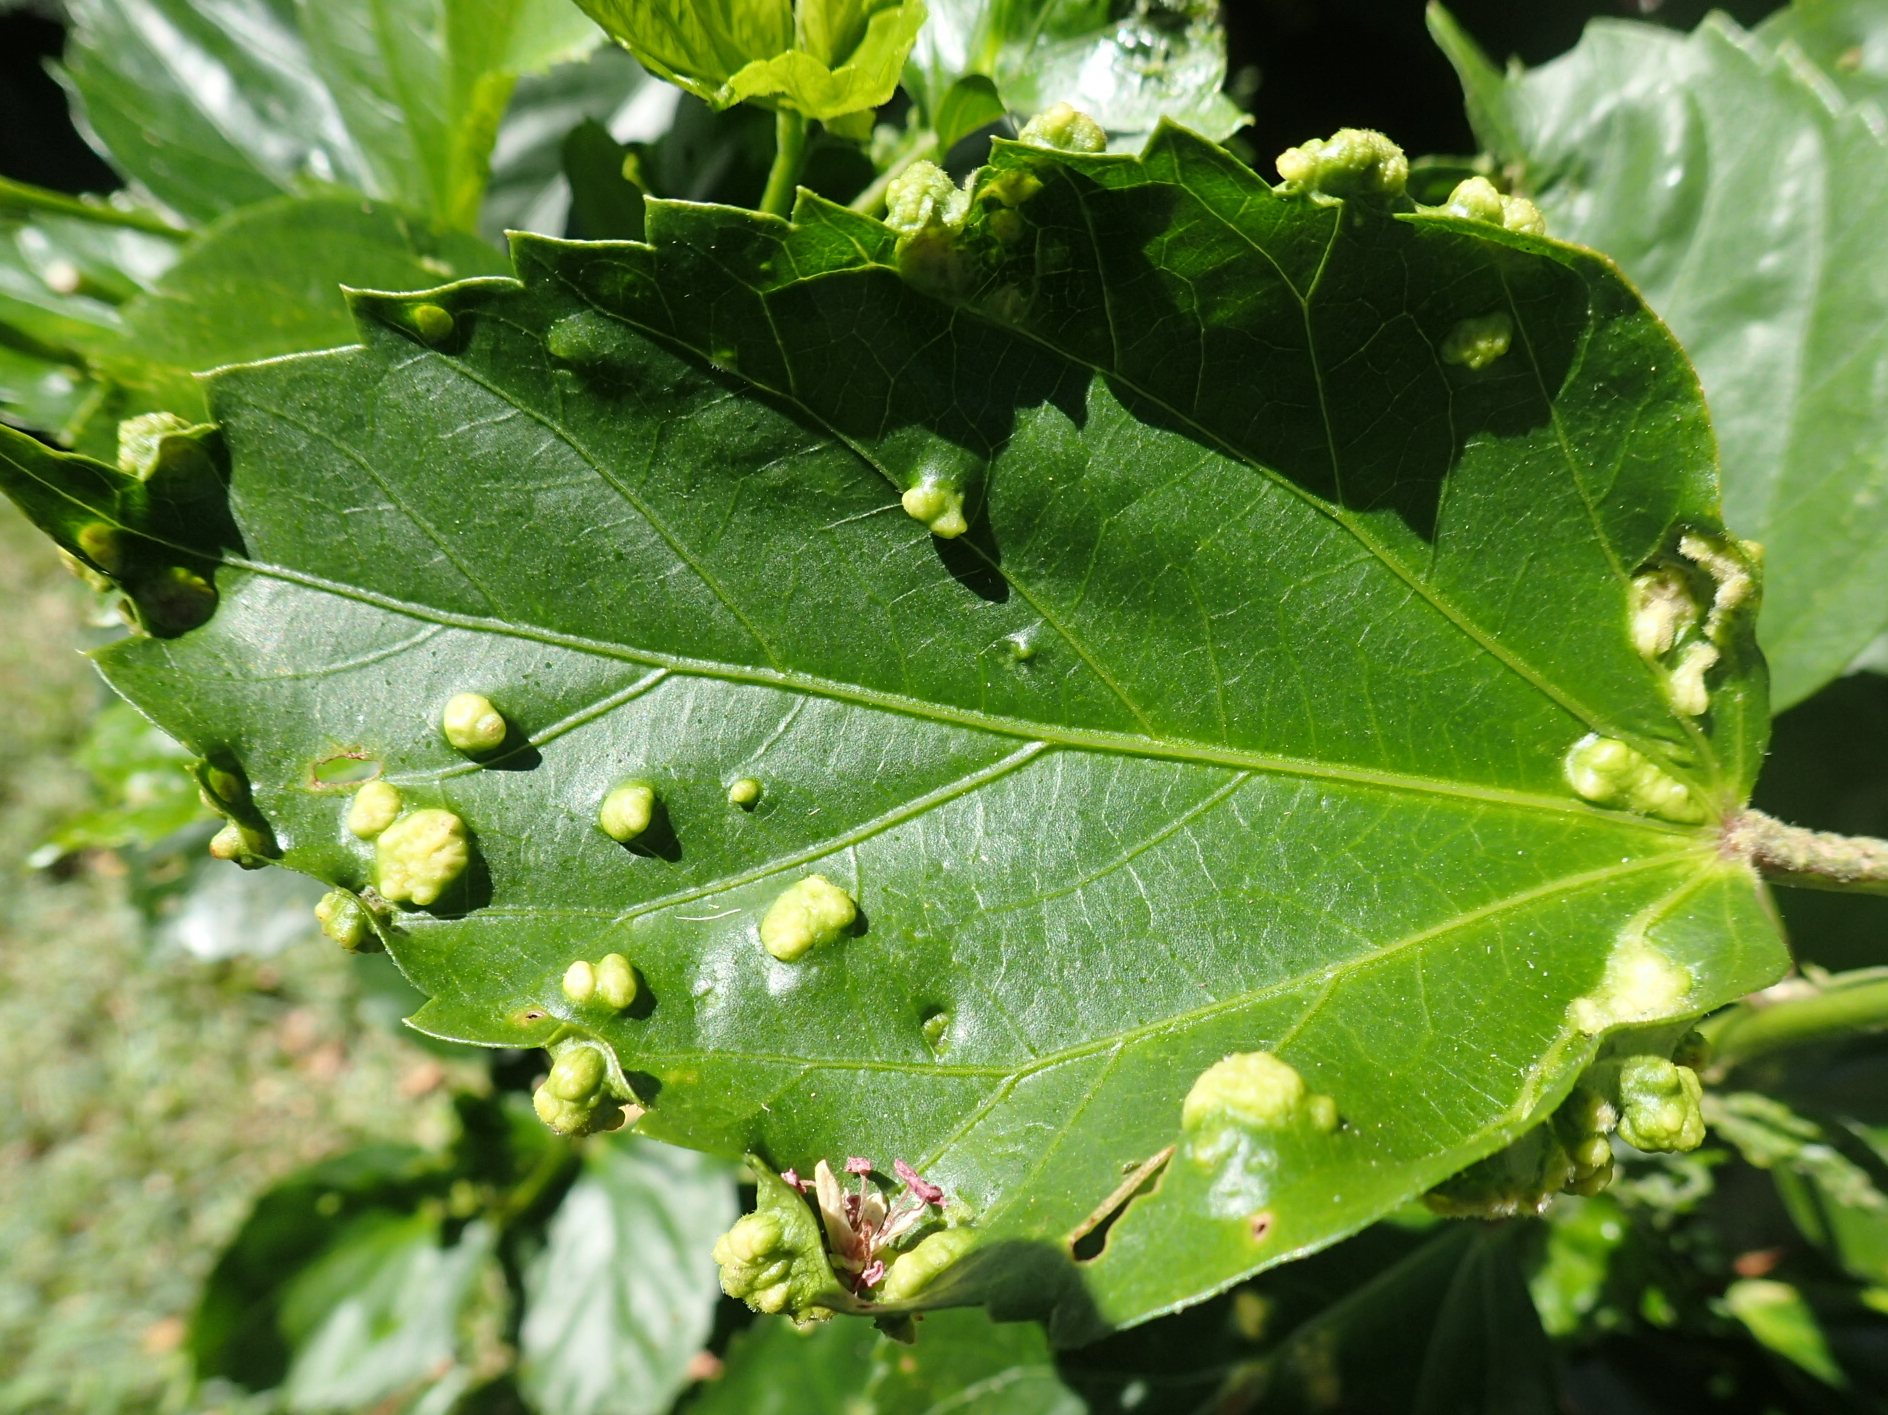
[10, 0, 1888, 1413]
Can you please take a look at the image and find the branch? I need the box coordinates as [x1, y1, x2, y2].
[1725, 809, 1888, 896]
[1703, 970, 1888, 1067]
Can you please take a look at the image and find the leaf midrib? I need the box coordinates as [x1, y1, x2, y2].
[217, 552, 1701, 834]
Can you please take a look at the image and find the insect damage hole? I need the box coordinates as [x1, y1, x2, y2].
[1068, 1145, 1175, 1262]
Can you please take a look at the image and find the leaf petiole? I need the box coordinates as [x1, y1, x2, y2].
[761, 110, 811, 218]
[0, 175, 189, 239]
[1703, 969, 1888, 1067]
[1727, 810, 1888, 897]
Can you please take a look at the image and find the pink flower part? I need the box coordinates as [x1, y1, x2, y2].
[780, 1168, 804, 1191]
[894, 1159, 944, 1204]
[860, 1258, 886, 1288]
[845, 1156, 874, 1175]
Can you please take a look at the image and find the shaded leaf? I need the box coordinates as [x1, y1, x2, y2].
[517, 1136, 736, 1415]
[280, 1211, 498, 1412]
[688, 1316, 881, 1415]
[932, 72, 1006, 153]
[1433, 5, 1888, 708]
[563, 119, 648, 241]
[32, 698, 207, 863]
[14, 126, 1791, 1334]
[1722, 1278, 1848, 1387]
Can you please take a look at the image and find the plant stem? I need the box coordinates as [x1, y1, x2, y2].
[0, 175, 189, 239]
[1703, 970, 1888, 1066]
[760, 109, 810, 218]
[1725, 809, 1888, 896]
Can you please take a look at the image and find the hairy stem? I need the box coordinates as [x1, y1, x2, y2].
[1704, 971, 1888, 1066]
[1726, 809, 1888, 896]
[760, 109, 810, 218]
[0, 174, 189, 238]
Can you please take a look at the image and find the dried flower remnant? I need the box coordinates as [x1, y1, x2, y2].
[347, 779, 402, 838]
[798, 1156, 948, 1294]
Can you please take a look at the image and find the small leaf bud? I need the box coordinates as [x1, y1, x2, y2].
[441, 692, 507, 754]
[347, 779, 402, 838]
[1018, 103, 1107, 154]
[563, 959, 597, 1004]
[759, 874, 857, 961]
[599, 780, 657, 842]
[728, 777, 762, 807]
[375, 807, 468, 906]
[595, 952, 638, 1010]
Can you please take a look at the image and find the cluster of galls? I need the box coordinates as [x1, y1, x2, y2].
[1427, 1031, 1710, 1219]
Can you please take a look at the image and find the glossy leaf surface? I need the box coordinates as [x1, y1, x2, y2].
[8, 126, 1791, 1333]
[518, 1137, 735, 1415]
[907, 0, 1247, 146]
[60, 0, 602, 231]
[1434, 6, 1888, 708]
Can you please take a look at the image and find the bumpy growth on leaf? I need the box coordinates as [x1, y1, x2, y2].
[347, 780, 403, 838]
[441, 692, 507, 754]
[1614, 1055, 1705, 1152]
[3, 123, 1788, 1339]
[599, 780, 657, 842]
[532, 1037, 630, 1136]
[758, 874, 857, 961]
[712, 1159, 847, 1318]
[375, 808, 469, 906]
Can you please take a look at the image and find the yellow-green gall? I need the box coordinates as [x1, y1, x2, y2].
[596, 952, 637, 1009]
[375, 807, 468, 906]
[411, 303, 454, 342]
[1276, 128, 1408, 200]
[728, 777, 761, 807]
[208, 822, 246, 861]
[563, 959, 597, 1004]
[1570, 939, 1694, 1035]
[878, 1227, 978, 1302]
[1630, 568, 1700, 659]
[532, 1042, 624, 1135]
[75, 522, 124, 573]
[441, 692, 506, 754]
[1183, 1051, 1324, 1131]
[1563, 735, 1706, 824]
[599, 780, 657, 842]
[884, 160, 969, 234]
[1018, 102, 1107, 154]
[759, 874, 857, 961]
[901, 480, 968, 538]
[347, 779, 402, 838]
[117, 411, 196, 479]
[1615, 1056, 1705, 1153]
[1440, 313, 1513, 371]
[315, 891, 369, 950]
[712, 1211, 798, 1314]
[1666, 639, 1720, 717]
[1440, 176, 1546, 236]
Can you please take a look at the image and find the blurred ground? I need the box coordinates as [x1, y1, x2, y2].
[0, 502, 483, 1415]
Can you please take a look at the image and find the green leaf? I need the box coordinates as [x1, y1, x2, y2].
[933, 73, 1006, 153]
[517, 1136, 736, 1415]
[1528, 1191, 1628, 1337]
[908, 0, 1247, 147]
[1722, 1277, 1848, 1386]
[61, 0, 603, 231]
[573, 0, 925, 121]
[192, 1144, 449, 1390]
[1255, 1224, 1557, 1415]
[1757, 0, 1888, 110]
[689, 1316, 881, 1415]
[33, 698, 208, 862]
[1431, 5, 1888, 709]
[14, 126, 1791, 1334]
[563, 120, 648, 241]
[280, 1211, 498, 1411]
[103, 194, 511, 427]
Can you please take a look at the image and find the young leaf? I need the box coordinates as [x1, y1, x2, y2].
[1431, 6, 1888, 709]
[517, 1137, 736, 1415]
[13, 126, 1790, 1335]
[573, 0, 925, 121]
[932, 73, 1006, 154]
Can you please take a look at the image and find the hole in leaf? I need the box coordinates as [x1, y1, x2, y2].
[1069, 1145, 1174, 1262]
[310, 751, 382, 789]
